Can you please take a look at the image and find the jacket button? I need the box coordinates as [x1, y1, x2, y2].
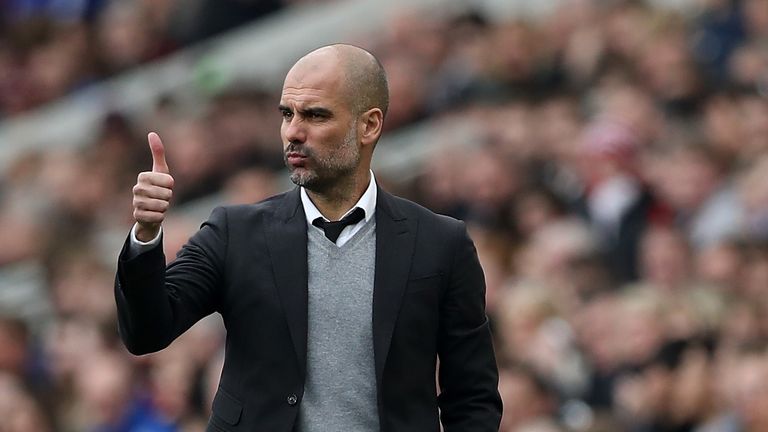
[287, 394, 298, 406]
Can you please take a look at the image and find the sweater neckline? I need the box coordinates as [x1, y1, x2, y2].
[308, 219, 375, 254]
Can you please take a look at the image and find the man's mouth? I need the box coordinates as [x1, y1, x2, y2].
[286, 152, 308, 166]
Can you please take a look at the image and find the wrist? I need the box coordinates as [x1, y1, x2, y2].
[135, 223, 161, 243]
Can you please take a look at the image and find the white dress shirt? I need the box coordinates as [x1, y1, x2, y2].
[300, 171, 377, 247]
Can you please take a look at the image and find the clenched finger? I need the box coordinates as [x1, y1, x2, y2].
[137, 171, 175, 189]
[134, 197, 170, 212]
[133, 184, 173, 201]
[134, 209, 166, 224]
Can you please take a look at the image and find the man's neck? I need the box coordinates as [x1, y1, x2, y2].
[307, 171, 371, 221]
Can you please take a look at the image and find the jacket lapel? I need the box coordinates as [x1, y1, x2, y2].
[373, 189, 416, 385]
[265, 188, 309, 380]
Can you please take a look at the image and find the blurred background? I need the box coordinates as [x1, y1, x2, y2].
[1, 0, 768, 430]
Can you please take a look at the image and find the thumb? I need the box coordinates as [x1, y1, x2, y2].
[148, 132, 169, 174]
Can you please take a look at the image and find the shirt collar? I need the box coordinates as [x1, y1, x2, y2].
[300, 171, 377, 225]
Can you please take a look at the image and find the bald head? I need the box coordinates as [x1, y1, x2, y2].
[294, 44, 389, 118]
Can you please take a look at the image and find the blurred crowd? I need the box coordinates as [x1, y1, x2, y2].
[2, 0, 768, 431]
[0, 0, 286, 118]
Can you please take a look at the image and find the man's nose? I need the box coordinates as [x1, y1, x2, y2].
[283, 117, 307, 143]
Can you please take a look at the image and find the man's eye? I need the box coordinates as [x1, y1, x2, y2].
[281, 111, 293, 120]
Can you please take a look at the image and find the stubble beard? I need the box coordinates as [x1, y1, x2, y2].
[286, 125, 360, 193]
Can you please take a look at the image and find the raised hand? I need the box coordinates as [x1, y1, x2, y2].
[133, 132, 174, 242]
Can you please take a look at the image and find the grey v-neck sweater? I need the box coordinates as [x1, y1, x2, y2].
[297, 220, 379, 431]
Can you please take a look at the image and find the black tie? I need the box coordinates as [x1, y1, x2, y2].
[312, 207, 365, 243]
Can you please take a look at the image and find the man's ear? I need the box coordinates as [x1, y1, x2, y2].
[359, 108, 384, 148]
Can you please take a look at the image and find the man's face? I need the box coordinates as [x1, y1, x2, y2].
[279, 54, 360, 191]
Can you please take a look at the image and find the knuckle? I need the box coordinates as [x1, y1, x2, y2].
[139, 211, 157, 222]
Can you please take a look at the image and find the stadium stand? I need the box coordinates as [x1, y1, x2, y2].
[1, 0, 768, 430]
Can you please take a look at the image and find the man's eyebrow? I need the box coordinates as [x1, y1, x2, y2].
[278, 104, 292, 112]
[300, 106, 333, 117]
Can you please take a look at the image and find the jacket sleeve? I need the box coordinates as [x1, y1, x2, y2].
[437, 221, 503, 431]
[114, 206, 228, 355]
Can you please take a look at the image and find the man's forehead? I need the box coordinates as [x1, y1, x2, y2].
[279, 87, 334, 108]
[284, 50, 344, 87]
[280, 78, 341, 103]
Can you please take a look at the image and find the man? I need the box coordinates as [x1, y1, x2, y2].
[116, 44, 502, 432]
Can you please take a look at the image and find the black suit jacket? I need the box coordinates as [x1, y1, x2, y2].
[115, 187, 502, 432]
